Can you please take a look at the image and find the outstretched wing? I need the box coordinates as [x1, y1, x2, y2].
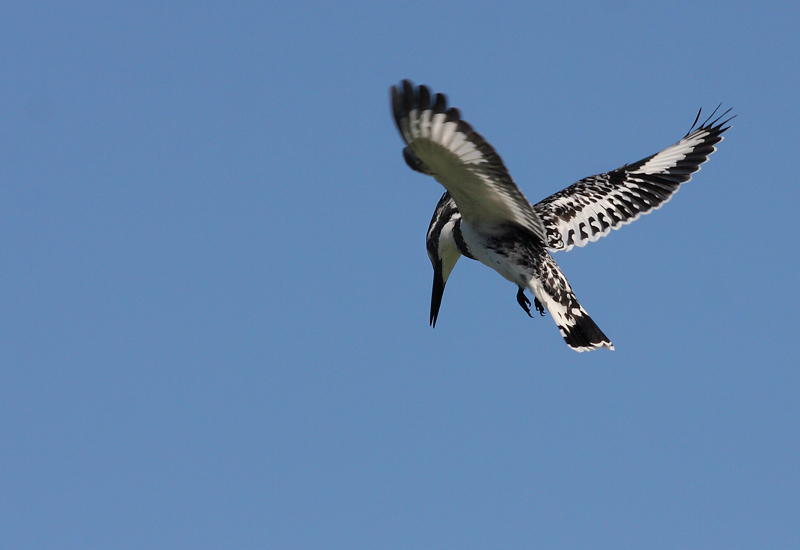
[534, 108, 734, 252]
[391, 80, 546, 242]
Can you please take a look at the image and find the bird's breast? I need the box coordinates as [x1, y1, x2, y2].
[459, 221, 539, 285]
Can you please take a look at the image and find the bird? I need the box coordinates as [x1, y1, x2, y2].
[391, 79, 733, 352]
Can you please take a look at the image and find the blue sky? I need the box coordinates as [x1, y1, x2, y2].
[1, 1, 799, 548]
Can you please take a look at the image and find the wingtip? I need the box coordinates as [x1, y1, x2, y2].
[686, 105, 736, 136]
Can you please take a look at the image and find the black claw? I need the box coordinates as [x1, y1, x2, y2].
[534, 297, 545, 317]
[516, 288, 533, 318]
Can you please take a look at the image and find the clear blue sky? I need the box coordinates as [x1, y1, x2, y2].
[1, 1, 798, 548]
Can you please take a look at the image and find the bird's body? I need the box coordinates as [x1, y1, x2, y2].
[391, 80, 732, 352]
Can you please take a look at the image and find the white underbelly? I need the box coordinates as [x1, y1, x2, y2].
[459, 221, 523, 285]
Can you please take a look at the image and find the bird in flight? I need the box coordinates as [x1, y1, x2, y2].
[390, 79, 732, 352]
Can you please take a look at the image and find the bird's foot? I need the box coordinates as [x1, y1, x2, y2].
[534, 297, 545, 317]
[516, 288, 533, 318]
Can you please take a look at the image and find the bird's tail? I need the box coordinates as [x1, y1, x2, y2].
[529, 253, 614, 353]
[557, 306, 614, 352]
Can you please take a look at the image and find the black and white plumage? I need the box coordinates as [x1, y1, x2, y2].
[425, 192, 471, 328]
[392, 80, 732, 352]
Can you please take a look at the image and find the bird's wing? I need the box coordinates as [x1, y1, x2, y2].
[391, 80, 546, 242]
[534, 108, 734, 252]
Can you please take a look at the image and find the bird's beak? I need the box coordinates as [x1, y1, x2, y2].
[430, 261, 446, 327]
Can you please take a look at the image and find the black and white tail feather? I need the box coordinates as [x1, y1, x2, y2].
[392, 80, 732, 352]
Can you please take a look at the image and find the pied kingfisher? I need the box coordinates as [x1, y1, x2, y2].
[391, 80, 732, 352]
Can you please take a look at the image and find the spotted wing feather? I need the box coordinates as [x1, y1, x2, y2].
[534, 109, 733, 252]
